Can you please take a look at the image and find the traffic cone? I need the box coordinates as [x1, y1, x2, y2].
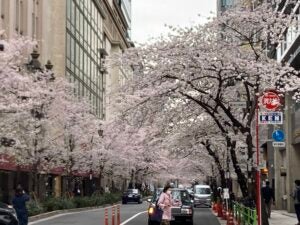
[222, 208, 227, 220]
[227, 211, 235, 225]
[212, 202, 217, 212]
[217, 203, 223, 217]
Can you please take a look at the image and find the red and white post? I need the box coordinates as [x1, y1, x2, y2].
[112, 205, 115, 225]
[117, 205, 121, 225]
[104, 208, 109, 225]
[256, 102, 261, 225]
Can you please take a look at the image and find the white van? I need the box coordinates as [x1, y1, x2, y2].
[193, 185, 212, 208]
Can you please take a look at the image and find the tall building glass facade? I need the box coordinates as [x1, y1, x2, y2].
[119, 0, 131, 37]
[66, 0, 105, 118]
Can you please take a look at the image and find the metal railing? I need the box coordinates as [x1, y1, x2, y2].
[233, 202, 257, 225]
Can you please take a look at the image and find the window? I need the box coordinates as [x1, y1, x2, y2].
[66, 0, 104, 117]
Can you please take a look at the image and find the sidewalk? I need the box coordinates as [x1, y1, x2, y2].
[213, 209, 298, 225]
[269, 210, 298, 225]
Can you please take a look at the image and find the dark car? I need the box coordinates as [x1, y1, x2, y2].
[147, 188, 194, 225]
[0, 202, 18, 225]
[122, 189, 143, 204]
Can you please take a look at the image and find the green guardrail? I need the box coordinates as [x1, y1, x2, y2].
[233, 202, 257, 225]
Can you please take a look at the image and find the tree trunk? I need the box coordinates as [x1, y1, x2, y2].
[202, 142, 226, 188]
[227, 138, 248, 197]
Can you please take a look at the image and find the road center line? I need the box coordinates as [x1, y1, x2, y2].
[120, 211, 147, 225]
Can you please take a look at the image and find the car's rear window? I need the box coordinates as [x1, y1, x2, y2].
[195, 187, 211, 194]
[127, 189, 139, 194]
[153, 190, 191, 204]
[172, 190, 191, 204]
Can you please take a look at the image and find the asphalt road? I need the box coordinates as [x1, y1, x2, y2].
[29, 202, 221, 225]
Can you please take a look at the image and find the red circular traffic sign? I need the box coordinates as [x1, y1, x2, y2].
[260, 91, 281, 110]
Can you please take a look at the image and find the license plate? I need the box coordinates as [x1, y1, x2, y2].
[128, 194, 133, 197]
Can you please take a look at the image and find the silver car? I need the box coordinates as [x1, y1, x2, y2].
[193, 185, 212, 208]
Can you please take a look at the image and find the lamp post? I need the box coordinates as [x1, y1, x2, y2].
[26, 49, 42, 72]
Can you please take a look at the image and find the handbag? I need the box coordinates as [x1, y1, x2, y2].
[151, 195, 164, 222]
[151, 205, 164, 222]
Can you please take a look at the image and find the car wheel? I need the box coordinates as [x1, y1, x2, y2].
[148, 219, 154, 225]
[187, 221, 194, 225]
[122, 201, 127, 204]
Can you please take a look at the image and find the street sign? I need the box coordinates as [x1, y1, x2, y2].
[223, 188, 230, 199]
[272, 130, 285, 142]
[229, 101, 247, 108]
[272, 142, 286, 148]
[260, 91, 281, 111]
[258, 112, 283, 124]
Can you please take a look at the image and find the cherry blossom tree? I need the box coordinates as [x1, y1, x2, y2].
[108, 1, 300, 197]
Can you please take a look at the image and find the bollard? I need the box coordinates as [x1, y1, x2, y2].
[227, 211, 235, 225]
[213, 203, 217, 212]
[112, 205, 115, 225]
[222, 208, 228, 220]
[217, 203, 223, 217]
[117, 205, 121, 225]
[105, 208, 109, 225]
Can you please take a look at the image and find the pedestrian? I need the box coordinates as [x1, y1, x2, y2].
[12, 186, 30, 225]
[293, 180, 300, 225]
[73, 183, 81, 197]
[261, 181, 274, 218]
[158, 184, 180, 225]
[105, 185, 110, 194]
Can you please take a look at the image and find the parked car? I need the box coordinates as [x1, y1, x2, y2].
[193, 184, 212, 208]
[0, 202, 18, 225]
[147, 188, 194, 225]
[122, 189, 143, 204]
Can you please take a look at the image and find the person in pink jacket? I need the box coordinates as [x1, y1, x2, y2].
[158, 184, 180, 225]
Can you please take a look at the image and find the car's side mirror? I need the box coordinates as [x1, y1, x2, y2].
[147, 198, 152, 203]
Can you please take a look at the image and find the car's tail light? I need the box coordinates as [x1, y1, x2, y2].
[181, 208, 192, 214]
[148, 207, 154, 215]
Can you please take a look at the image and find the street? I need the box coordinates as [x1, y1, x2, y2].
[29, 202, 221, 225]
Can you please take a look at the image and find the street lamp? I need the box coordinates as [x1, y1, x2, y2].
[26, 49, 42, 72]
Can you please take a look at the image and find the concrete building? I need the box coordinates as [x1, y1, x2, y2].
[270, 1, 300, 213]
[0, 0, 132, 200]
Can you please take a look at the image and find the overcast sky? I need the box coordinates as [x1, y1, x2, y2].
[131, 0, 216, 44]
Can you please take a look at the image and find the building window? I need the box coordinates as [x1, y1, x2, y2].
[66, 0, 104, 118]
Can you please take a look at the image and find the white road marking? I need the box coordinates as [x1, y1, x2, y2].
[28, 205, 122, 225]
[120, 211, 147, 225]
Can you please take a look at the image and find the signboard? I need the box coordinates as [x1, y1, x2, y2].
[272, 142, 286, 148]
[259, 112, 283, 124]
[229, 101, 247, 108]
[223, 188, 230, 199]
[260, 91, 281, 111]
[272, 130, 285, 142]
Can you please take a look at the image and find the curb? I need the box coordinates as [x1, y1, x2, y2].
[211, 210, 226, 225]
[28, 203, 119, 222]
[29, 196, 151, 222]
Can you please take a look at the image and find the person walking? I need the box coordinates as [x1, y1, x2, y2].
[12, 187, 30, 225]
[158, 184, 180, 225]
[261, 181, 274, 218]
[293, 180, 300, 225]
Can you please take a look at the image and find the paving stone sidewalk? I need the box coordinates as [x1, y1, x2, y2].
[269, 210, 298, 225]
[213, 209, 299, 225]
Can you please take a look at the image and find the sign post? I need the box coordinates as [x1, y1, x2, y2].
[223, 188, 229, 214]
[256, 90, 282, 225]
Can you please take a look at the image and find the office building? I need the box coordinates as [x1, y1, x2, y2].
[0, 0, 132, 199]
